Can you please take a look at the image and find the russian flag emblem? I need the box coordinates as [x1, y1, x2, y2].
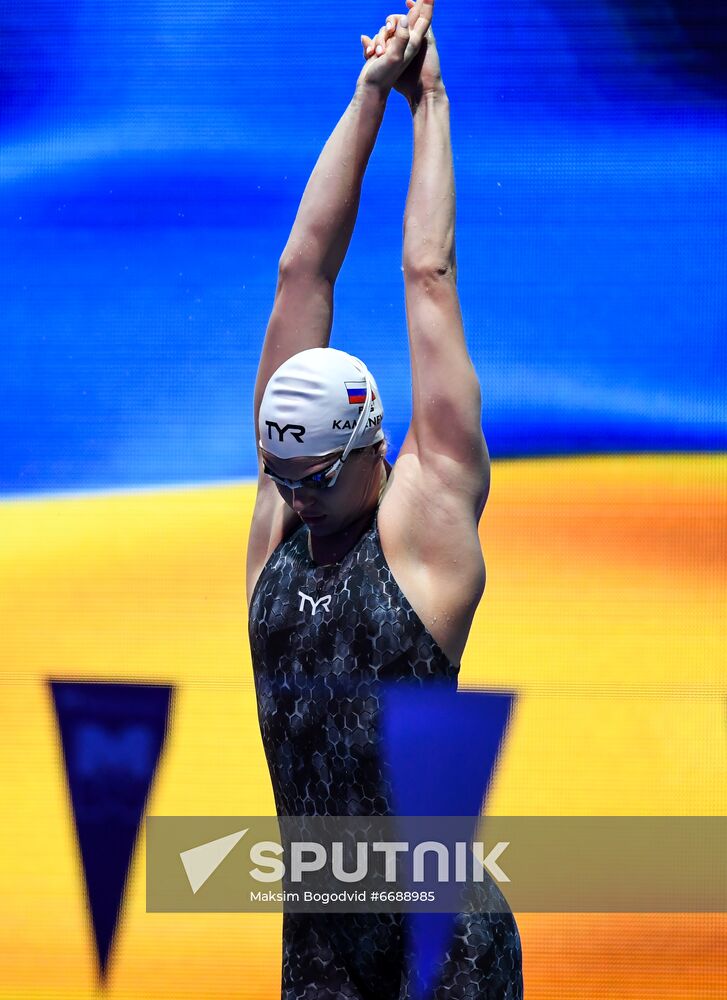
[345, 381, 376, 405]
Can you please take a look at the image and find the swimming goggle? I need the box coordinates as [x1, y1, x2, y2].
[262, 452, 348, 491]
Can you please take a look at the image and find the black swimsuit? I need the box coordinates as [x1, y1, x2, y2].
[248, 510, 523, 999]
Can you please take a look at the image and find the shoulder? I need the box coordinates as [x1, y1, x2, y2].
[378, 447, 487, 563]
[377, 481, 485, 592]
[374, 453, 487, 661]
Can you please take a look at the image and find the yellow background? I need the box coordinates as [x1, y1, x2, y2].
[1, 453, 726, 997]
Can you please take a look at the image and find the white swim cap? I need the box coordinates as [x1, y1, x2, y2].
[258, 347, 384, 460]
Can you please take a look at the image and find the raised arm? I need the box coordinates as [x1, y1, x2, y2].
[393, 1, 490, 514]
[253, 86, 385, 433]
[253, 17, 421, 436]
[247, 16, 428, 601]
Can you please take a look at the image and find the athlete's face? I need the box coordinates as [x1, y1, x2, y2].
[261, 443, 385, 535]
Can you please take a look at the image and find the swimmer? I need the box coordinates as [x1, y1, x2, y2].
[247, 1, 523, 996]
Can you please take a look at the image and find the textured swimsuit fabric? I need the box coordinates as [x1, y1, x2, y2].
[248, 511, 523, 999]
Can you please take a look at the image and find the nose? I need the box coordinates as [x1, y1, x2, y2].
[290, 486, 315, 512]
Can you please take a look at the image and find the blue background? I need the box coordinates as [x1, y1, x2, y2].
[2, 1, 726, 495]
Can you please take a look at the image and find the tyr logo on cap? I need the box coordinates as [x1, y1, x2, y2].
[265, 421, 306, 443]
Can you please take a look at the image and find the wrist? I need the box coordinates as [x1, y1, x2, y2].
[408, 82, 448, 115]
[355, 77, 392, 106]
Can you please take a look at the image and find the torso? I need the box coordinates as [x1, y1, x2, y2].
[246, 466, 521, 994]
[247, 454, 486, 666]
[248, 509, 459, 817]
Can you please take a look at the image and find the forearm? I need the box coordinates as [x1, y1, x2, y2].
[280, 82, 388, 283]
[402, 86, 456, 278]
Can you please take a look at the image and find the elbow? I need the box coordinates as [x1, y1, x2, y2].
[277, 232, 325, 279]
[402, 258, 457, 285]
[278, 251, 333, 288]
[402, 218, 456, 283]
[277, 248, 305, 278]
[277, 248, 333, 287]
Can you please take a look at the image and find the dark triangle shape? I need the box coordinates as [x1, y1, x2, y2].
[49, 680, 173, 981]
[381, 684, 516, 1000]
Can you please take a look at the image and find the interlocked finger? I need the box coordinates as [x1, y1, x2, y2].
[404, 0, 433, 53]
[379, 21, 395, 53]
[409, 15, 431, 47]
[403, 0, 421, 32]
[363, 27, 381, 57]
[361, 8, 414, 60]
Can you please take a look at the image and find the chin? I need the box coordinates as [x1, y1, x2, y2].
[297, 512, 330, 529]
[307, 519, 336, 536]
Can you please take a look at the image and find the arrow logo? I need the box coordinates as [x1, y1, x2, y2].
[180, 828, 248, 894]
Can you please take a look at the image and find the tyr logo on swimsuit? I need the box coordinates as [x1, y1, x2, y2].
[298, 591, 332, 614]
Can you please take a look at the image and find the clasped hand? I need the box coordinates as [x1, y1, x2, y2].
[358, 0, 440, 101]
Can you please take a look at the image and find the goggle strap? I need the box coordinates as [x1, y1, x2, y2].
[340, 363, 372, 463]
